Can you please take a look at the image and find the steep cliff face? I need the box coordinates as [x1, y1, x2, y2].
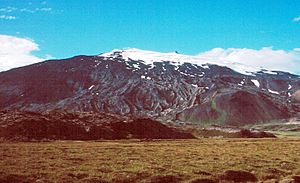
[0, 49, 299, 126]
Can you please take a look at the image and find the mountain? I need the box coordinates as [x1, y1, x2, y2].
[0, 48, 299, 126]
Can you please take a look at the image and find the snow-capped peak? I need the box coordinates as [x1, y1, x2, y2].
[99, 48, 272, 75]
[100, 48, 193, 65]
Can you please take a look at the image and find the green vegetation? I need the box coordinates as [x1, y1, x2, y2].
[207, 98, 227, 125]
[0, 139, 300, 182]
[247, 121, 300, 138]
[271, 131, 300, 138]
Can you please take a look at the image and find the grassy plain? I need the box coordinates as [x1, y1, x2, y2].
[0, 138, 300, 182]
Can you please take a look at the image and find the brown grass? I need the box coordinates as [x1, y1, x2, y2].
[0, 138, 300, 182]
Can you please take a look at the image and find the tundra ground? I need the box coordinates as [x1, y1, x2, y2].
[0, 139, 300, 183]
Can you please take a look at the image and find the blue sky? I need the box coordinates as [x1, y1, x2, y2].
[0, 0, 300, 73]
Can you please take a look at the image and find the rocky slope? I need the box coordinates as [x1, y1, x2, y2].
[0, 48, 299, 126]
[0, 110, 194, 141]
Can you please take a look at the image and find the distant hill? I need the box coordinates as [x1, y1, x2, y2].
[0, 110, 194, 141]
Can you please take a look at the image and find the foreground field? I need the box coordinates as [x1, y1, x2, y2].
[0, 139, 300, 183]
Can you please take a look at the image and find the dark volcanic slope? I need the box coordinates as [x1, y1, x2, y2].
[0, 111, 194, 140]
[0, 49, 299, 126]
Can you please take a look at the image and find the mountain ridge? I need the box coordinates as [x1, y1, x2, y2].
[0, 48, 299, 126]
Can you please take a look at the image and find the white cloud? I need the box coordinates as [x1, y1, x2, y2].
[294, 48, 300, 52]
[0, 35, 50, 72]
[0, 5, 54, 20]
[35, 7, 52, 12]
[197, 47, 300, 74]
[0, 6, 17, 13]
[293, 16, 300, 22]
[0, 5, 53, 16]
[0, 15, 16, 20]
[20, 8, 35, 13]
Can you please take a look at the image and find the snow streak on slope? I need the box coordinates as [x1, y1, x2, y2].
[251, 79, 260, 88]
[100, 48, 278, 75]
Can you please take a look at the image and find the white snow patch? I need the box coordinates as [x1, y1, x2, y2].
[94, 62, 101, 67]
[288, 84, 292, 90]
[251, 79, 260, 87]
[191, 84, 198, 87]
[268, 89, 279, 95]
[262, 70, 277, 75]
[179, 71, 188, 76]
[141, 75, 146, 79]
[146, 76, 151, 80]
[132, 63, 140, 69]
[201, 64, 209, 69]
[99, 48, 266, 75]
[238, 80, 245, 86]
[88, 85, 94, 90]
[191, 64, 199, 69]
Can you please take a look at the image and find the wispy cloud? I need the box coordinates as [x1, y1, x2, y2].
[0, 6, 53, 13]
[0, 6, 17, 13]
[35, 7, 52, 12]
[0, 15, 16, 20]
[0, 3, 53, 19]
[18, 7, 52, 13]
[293, 16, 300, 22]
